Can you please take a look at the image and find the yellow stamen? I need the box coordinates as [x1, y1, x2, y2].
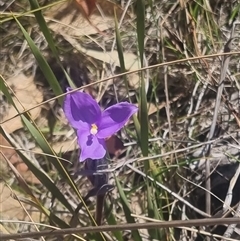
[90, 124, 98, 135]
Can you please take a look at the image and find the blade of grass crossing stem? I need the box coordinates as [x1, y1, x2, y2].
[0, 79, 100, 230]
[115, 177, 142, 241]
[28, 0, 58, 57]
[104, 200, 124, 241]
[13, 16, 63, 104]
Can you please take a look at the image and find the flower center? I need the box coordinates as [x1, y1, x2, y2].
[90, 124, 98, 135]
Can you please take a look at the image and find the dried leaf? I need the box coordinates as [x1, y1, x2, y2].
[74, 0, 96, 17]
[46, 0, 124, 37]
[62, 36, 140, 73]
[0, 134, 40, 184]
[0, 183, 41, 221]
[47, 8, 114, 36]
[97, 0, 123, 17]
[1, 74, 43, 133]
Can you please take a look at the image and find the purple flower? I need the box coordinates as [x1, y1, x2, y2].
[64, 88, 138, 161]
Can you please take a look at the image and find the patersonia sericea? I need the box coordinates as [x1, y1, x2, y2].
[63, 88, 138, 162]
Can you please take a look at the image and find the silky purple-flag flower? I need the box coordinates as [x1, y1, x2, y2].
[64, 88, 138, 161]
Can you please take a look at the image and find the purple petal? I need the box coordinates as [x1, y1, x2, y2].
[97, 102, 138, 139]
[77, 129, 107, 162]
[64, 89, 101, 129]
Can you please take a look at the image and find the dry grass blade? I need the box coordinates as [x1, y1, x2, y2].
[202, 31, 235, 218]
[222, 163, 240, 239]
[222, 202, 240, 240]
[223, 163, 240, 214]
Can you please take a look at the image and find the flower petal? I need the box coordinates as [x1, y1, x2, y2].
[77, 129, 106, 162]
[64, 89, 101, 129]
[97, 102, 138, 138]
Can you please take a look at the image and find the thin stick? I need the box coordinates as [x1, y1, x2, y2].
[1, 217, 240, 240]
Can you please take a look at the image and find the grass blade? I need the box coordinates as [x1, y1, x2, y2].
[115, 177, 142, 241]
[13, 16, 63, 104]
[136, 0, 145, 66]
[28, 0, 58, 57]
[136, 0, 149, 158]
[105, 200, 124, 241]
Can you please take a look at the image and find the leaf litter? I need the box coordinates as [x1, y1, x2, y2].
[1, 0, 240, 240]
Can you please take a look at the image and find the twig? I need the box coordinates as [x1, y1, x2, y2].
[1, 217, 240, 240]
[203, 36, 234, 216]
[223, 163, 240, 214]
[2, 51, 240, 124]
